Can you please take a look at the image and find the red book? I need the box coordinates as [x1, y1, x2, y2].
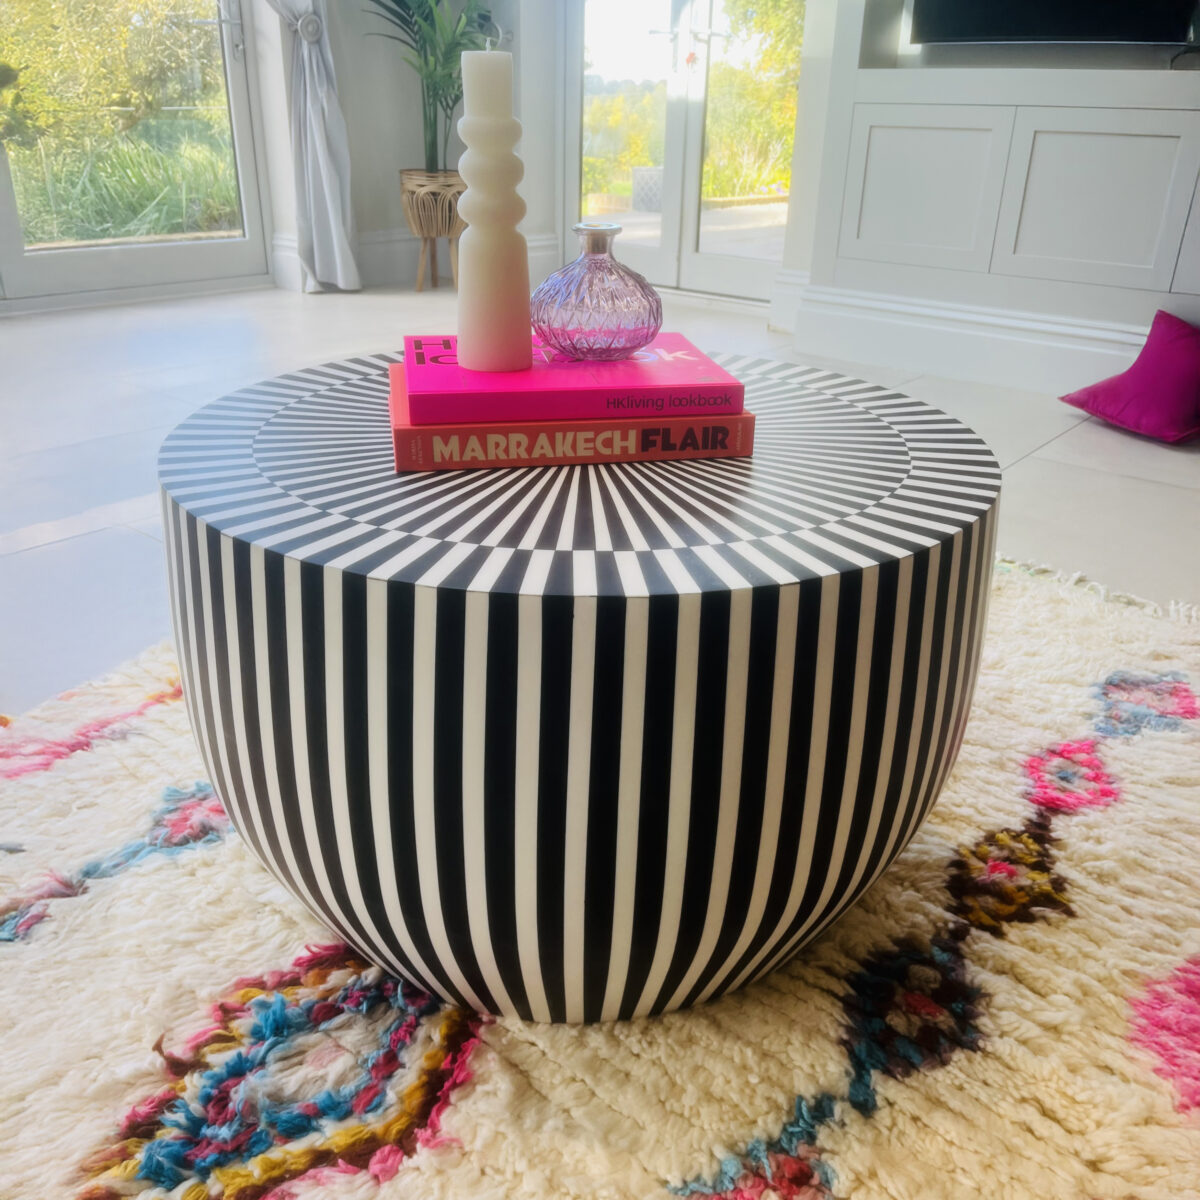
[397, 332, 744, 425]
[390, 366, 754, 471]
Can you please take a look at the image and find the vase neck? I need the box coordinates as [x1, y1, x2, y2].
[574, 221, 620, 257]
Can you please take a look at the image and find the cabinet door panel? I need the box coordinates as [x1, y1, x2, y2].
[993, 107, 1200, 290]
[838, 104, 1015, 272]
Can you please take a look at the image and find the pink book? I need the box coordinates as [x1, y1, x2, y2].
[398, 332, 744, 425]
[390, 365, 755, 471]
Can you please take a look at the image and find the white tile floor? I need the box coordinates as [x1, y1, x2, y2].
[1, 285, 1198, 714]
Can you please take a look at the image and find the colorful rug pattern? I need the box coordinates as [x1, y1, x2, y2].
[77, 946, 481, 1200]
[0, 677, 181, 780]
[1, 782, 226, 942]
[2, 567, 1199, 1200]
[669, 668, 1200, 1200]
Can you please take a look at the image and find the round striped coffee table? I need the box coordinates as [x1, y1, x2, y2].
[160, 352, 1000, 1023]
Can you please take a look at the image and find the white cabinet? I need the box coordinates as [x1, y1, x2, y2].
[838, 104, 1015, 271]
[793, 0, 1200, 391]
[991, 107, 1200, 291]
[835, 101, 1200, 294]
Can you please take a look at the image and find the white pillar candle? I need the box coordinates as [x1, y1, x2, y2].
[455, 50, 532, 372]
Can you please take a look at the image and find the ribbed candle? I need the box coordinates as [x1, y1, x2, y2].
[455, 51, 532, 372]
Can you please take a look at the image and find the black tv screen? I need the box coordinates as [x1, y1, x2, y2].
[910, 0, 1198, 45]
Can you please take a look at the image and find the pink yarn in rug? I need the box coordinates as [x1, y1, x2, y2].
[1129, 956, 1200, 1113]
[415, 1024, 486, 1152]
[0, 682, 182, 779]
[1024, 740, 1119, 812]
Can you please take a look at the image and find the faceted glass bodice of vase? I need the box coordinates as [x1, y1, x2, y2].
[530, 222, 664, 361]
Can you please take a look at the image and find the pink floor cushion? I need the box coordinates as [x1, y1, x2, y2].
[1061, 310, 1200, 443]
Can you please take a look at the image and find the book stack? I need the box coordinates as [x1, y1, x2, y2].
[389, 333, 753, 471]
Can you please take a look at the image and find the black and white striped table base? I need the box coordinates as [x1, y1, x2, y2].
[160, 352, 1000, 1023]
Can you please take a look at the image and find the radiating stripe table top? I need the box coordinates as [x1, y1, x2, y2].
[159, 353, 1001, 596]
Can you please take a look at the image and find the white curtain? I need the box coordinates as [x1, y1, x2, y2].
[264, 0, 362, 292]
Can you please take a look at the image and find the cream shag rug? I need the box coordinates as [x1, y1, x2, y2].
[2, 563, 1199, 1200]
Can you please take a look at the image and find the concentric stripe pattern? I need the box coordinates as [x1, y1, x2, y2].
[161, 353, 1001, 1022]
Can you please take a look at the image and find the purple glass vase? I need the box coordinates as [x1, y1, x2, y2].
[530, 222, 663, 360]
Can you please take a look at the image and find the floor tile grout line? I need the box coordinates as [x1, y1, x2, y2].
[1004, 417, 1200, 493]
[1023, 418, 1200, 493]
[0, 492, 162, 556]
[0, 421, 180, 470]
[996, 415, 1093, 472]
[1004, 448, 1200, 500]
[123, 522, 166, 544]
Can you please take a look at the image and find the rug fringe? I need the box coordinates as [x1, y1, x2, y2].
[996, 556, 1200, 624]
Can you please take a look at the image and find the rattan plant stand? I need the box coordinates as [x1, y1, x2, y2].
[399, 168, 467, 291]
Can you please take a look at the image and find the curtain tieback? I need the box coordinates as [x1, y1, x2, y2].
[294, 12, 323, 42]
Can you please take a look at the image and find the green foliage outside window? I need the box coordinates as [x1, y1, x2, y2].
[0, 0, 241, 245]
[702, 59, 795, 198]
[582, 82, 667, 198]
[582, 0, 804, 203]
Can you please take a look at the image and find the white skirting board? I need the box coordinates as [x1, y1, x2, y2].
[270, 232, 306, 292]
[793, 284, 1148, 394]
[768, 267, 810, 334]
[278, 228, 424, 292]
[354, 228, 421, 289]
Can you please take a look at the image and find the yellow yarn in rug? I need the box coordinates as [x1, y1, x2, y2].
[207, 1010, 475, 1200]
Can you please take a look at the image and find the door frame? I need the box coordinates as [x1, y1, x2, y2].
[0, 0, 272, 307]
[562, 0, 792, 301]
[562, 0, 691, 287]
[675, 9, 793, 301]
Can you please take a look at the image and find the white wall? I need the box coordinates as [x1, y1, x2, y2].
[322, 1, 433, 286]
[314, 0, 562, 289]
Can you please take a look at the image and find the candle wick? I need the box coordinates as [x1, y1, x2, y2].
[485, 36, 493, 51]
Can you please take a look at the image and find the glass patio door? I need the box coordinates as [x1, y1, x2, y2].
[570, 0, 800, 301]
[0, 0, 267, 303]
[569, 0, 689, 286]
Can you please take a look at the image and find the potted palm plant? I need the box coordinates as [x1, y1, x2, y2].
[365, 0, 492, 290]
